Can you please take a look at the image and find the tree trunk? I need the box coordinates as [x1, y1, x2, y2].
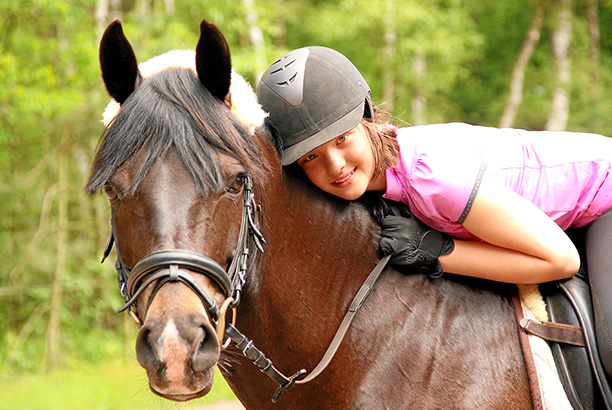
[586, 0, 601, 130]
[6, 303, 50, 369]
[95, 0, 109, 31]
[382, 0, 397, 115]
[411, 53, 427, 125]
[96, 0, 123, 34]
[586, 0, 600, 84]
[46, 131, 68, 370]
[110, 0, 122, 19]
[243, 0, 266, 83]
[164, 0, 175, 15]
[275, 0, 286, 48]
[499, 1, 546, 128]
[545, 0, 573, 131]
[137, 0, 150, 16]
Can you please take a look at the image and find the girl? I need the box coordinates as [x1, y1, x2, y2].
[256, 46, 612, 376]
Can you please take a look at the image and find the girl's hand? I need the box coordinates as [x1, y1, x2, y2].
[380, 215, 454, 278]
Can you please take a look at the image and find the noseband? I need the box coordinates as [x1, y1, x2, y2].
[117, 250, 232, 321]
[102, 175, 265, 325]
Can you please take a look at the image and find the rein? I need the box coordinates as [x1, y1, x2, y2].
[223, 253, 391, 402]
[102, 175, 391, 402]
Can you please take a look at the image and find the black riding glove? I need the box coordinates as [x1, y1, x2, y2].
[379, 215, 455, 278]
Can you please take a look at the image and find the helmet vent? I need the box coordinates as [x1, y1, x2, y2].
[261, 48, 310, 106]
[275, 72, 298, 87]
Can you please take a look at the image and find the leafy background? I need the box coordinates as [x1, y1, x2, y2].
[1, 0, 610, 407]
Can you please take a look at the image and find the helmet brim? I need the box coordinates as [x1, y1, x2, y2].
[281, 99, 365, 165]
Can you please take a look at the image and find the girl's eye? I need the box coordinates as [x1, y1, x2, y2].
[104, 185, 118, 201]
[298, 153, 317, 164]
[228, 175, 246, 193]
[337, 134, 348, 143]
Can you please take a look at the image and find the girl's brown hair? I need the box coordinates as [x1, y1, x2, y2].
[362, 104, 400, 179]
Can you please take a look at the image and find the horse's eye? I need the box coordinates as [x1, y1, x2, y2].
[228, 175, 246, 194]
[104, 184, 118, 201]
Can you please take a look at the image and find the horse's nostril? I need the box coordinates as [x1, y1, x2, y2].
[198, 328, 208, 351]
[136, 326, 158, 368]
[193, 325, 219, 372]
[197, 325, 213, 353]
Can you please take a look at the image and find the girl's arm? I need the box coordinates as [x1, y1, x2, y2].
[438, 180, 580, 284]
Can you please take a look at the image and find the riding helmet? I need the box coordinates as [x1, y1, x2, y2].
[256, 46, 373, 165]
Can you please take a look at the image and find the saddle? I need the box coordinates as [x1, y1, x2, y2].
[515, 223, 612, 410]
[536, 272, 612, 410]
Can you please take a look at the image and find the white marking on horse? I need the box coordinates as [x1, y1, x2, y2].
[158, 319, 189, 390]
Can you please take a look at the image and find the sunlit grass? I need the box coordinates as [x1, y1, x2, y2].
[0, 359, 237, 410]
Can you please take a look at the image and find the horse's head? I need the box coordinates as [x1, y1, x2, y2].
[88, 19, 271, 401]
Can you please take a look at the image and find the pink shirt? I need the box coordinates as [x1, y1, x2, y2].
[383, 123, 612, 240]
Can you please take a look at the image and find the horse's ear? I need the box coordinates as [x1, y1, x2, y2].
[195, 19, 232, 103]
[99, 20, 142, 104]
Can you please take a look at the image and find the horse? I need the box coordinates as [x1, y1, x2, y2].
[88, 18, 535, 409]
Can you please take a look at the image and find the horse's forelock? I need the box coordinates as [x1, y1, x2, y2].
[87, 67, 270, 195]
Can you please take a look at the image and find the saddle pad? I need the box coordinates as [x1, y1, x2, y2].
[514, 285, 572, 410]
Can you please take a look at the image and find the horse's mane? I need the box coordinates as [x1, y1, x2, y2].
[87, 66, 270, 195]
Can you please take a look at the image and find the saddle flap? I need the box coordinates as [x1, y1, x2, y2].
[543, 276, 612, 410]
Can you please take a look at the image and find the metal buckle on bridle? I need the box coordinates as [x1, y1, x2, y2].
[127, 310, 142, 328]
[217, 297, 236, 349]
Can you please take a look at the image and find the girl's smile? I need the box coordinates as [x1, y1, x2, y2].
[333, 167, 356, 186]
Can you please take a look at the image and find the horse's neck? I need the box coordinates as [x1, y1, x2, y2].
[239, 170, 381, 344]
[270, 171, 378, 273]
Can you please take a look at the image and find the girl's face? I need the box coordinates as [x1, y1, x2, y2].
[296, 123, 385, 200]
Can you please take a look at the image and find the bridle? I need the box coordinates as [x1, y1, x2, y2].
[102, 175, 263, 326]
[101, 174, 391, 402]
